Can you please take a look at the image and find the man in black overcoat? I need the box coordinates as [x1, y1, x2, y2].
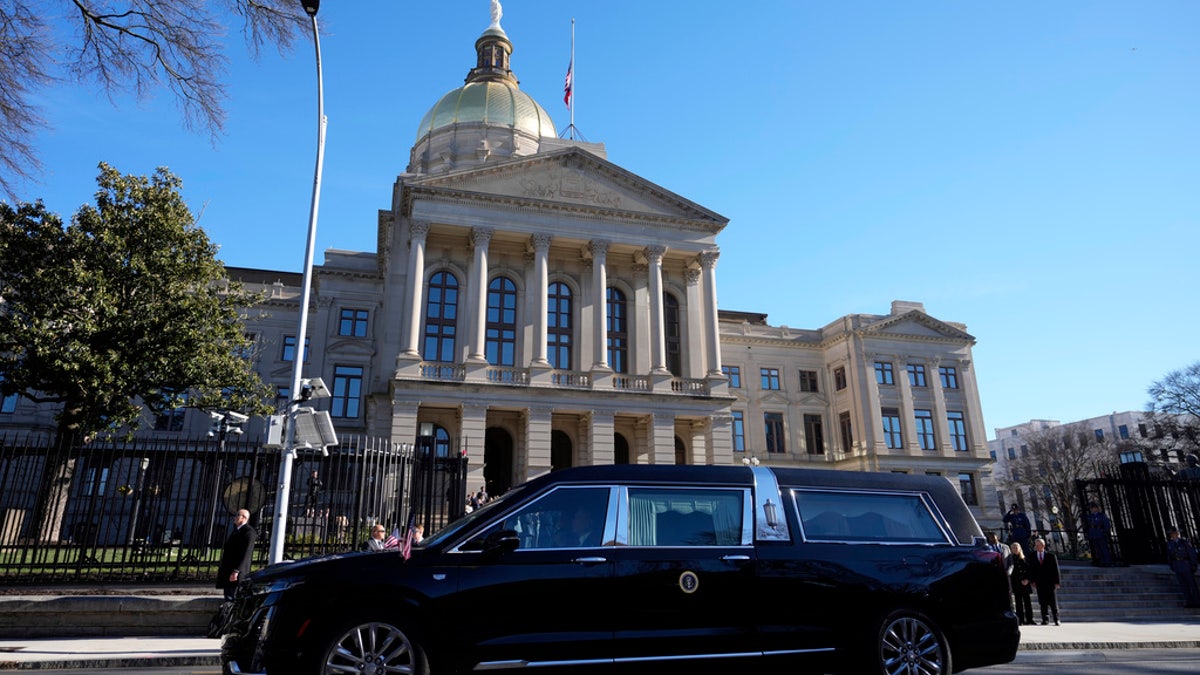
[216, 509, 256, 601]
[1029, 537, 1062, 625]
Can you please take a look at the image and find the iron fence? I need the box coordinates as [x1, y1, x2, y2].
[0, 433, 469, 585]
[1077, 462, 1200, 565]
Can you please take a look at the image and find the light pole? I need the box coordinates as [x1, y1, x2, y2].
[269, 0, 327, 565]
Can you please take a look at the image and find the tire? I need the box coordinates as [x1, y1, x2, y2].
[316, 617, 428, 675]
[868, 609, 951, 675]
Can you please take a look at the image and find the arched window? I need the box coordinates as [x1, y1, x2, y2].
[548, 282, 573, 370]
[423, 271, 459, 362]
[606, 287, 628, 373]
[664, 293, 682, 376]
[486, 276, 517, 366]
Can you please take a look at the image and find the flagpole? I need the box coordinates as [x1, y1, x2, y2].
[570, 17, 575, 136]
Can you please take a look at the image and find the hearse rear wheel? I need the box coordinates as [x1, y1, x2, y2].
[870, 609, 951, 675]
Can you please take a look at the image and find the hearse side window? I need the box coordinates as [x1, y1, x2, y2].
[792, 490, 948, 544]
[471, 486, 610, 550]
[627, 488, 744, 547]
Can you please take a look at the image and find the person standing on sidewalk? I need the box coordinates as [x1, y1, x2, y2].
[1029, 537, 1062, 625]
[216, 509, 256, 601]
[1009, 541, 1036, 625]
[1003, 504, 1032, 556]
[1166, 527, 1200, 608]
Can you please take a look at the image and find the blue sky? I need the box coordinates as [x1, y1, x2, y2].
[14, 1, 1199, 435]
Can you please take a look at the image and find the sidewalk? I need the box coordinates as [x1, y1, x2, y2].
[2, 621, 1200, 670]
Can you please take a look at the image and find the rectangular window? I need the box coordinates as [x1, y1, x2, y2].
[799, 370, 819, 393]
[906, 364, 927, 387]
[338, 308, 370, 337]
[722, 365, 741, 388]
[765, 412, 786, 454]
[153, 391, 187, 432]
[282, 335, 310, 362]
[938, 366, 958, 389]
[839, 412, 853, 453]
[1094, 429, 1105, 441]
[1118, 424, 1129, 439]
[331, 365, 364, 418]
[881, 407, 903, 449]
[234, 333, 256, 360]
[760, 368, 781, 390]
[875, 361, 894, 385]
[914, 409, 936, 450]
[731, 411, 745, 452]
[0, 374, 16, 414]
[629, 487, 745, 547]
[958, 472, 978, 506]
[834, 366, 847, 391]
[1007, 447, 1016, 459]
[794, 490, 949, 543]
[276, 386, 291, 406]
[947, 411, 968, 451]
[803, 414, 824, 455]
[83, 467, 109, 497]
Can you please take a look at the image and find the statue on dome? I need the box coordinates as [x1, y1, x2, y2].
[490, 0, 503, 29]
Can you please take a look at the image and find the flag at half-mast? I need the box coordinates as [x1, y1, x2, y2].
[563, 59, 573, 109]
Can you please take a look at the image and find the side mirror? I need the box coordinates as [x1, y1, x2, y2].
[483, 529, 520, 558]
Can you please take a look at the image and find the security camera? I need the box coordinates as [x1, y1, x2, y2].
[299, 377, 331, 400]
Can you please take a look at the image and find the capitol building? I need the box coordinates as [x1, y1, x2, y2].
[0, 4, 999, 524]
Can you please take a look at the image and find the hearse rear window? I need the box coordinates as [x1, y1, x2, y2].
[627, 488, 744, 546]
[792, 490, 948, 544]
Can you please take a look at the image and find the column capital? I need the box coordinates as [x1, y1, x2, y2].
[698, 249, 720, 269]
[410, 220, 431, 238]
[588, 239, 610, 260]
[685, 268, 702, 285]
[531, 233, 553, 252]
[644, 244, 667, 263]
[471, 226, 494, 248]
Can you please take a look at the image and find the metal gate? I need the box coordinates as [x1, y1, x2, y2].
[1076, 462, 1200, 565]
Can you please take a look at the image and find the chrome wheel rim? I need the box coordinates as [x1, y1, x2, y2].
[324, 621, 417, 675]
[880, 615, 944, 675]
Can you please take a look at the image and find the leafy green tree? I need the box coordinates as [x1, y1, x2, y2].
[0, 0, 311, 196]
[0, 162, 273, 539]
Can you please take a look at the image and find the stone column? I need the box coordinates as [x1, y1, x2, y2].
[467, 227, 493, 363]
[708, 413, 734, 465]
[699, 250, 722, 376]
[531, 234, 553, 367]
[525, 407, 553, 480]
[590, 240, 610, 369]
[650, 412, 676, 465]
[589, 411, 615, 465]
[894, 356, 918, 452]
[645, 245, 669, 374]
[401, 221, 430, 358]
[685, 267, 704, 378]
[927, 359, 953, 454]
[460, 403, 488, 487]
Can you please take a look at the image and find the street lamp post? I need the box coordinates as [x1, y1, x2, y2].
[269, 0, 327, 565]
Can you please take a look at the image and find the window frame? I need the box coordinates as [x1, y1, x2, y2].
[874, 361, 895, 385]
[338, 308, 370, 337]
[760, 368, 781, 391]
[764, 412, 786, 454]
[799, 369, 819, 393]
[907, 363, 927, 387]
[331, 364, 365, 419]
[881, 407, 903, 449]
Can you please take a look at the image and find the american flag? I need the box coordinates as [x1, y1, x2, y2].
[382, 528, 400, 550]
[563, 59, 573, 109]
[400, 512, 418, 560]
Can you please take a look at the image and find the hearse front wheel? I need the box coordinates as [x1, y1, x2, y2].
[317, 616, 428, 675]
[870, 609, 951, 675]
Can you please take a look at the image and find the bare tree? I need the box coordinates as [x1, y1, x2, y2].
[994, 421, 1114, 534]
[0, 1, 311, 197]
[1144, 361, 1200, 462]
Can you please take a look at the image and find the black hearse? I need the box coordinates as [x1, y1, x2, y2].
[221, 464, 1019, 675]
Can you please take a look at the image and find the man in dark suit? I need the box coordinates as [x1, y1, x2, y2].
[1029, 537, 1062, 625]
[216, 509, 256, 601]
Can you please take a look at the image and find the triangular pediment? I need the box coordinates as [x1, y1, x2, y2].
[405, 148, 727, 231]
[861, 311, 975, 342]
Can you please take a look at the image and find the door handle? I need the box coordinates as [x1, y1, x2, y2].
[573, 556, 608, 564]
[721, 555, 752, 561]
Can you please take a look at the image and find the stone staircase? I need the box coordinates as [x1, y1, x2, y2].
[1054, 561, 1200, 622]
